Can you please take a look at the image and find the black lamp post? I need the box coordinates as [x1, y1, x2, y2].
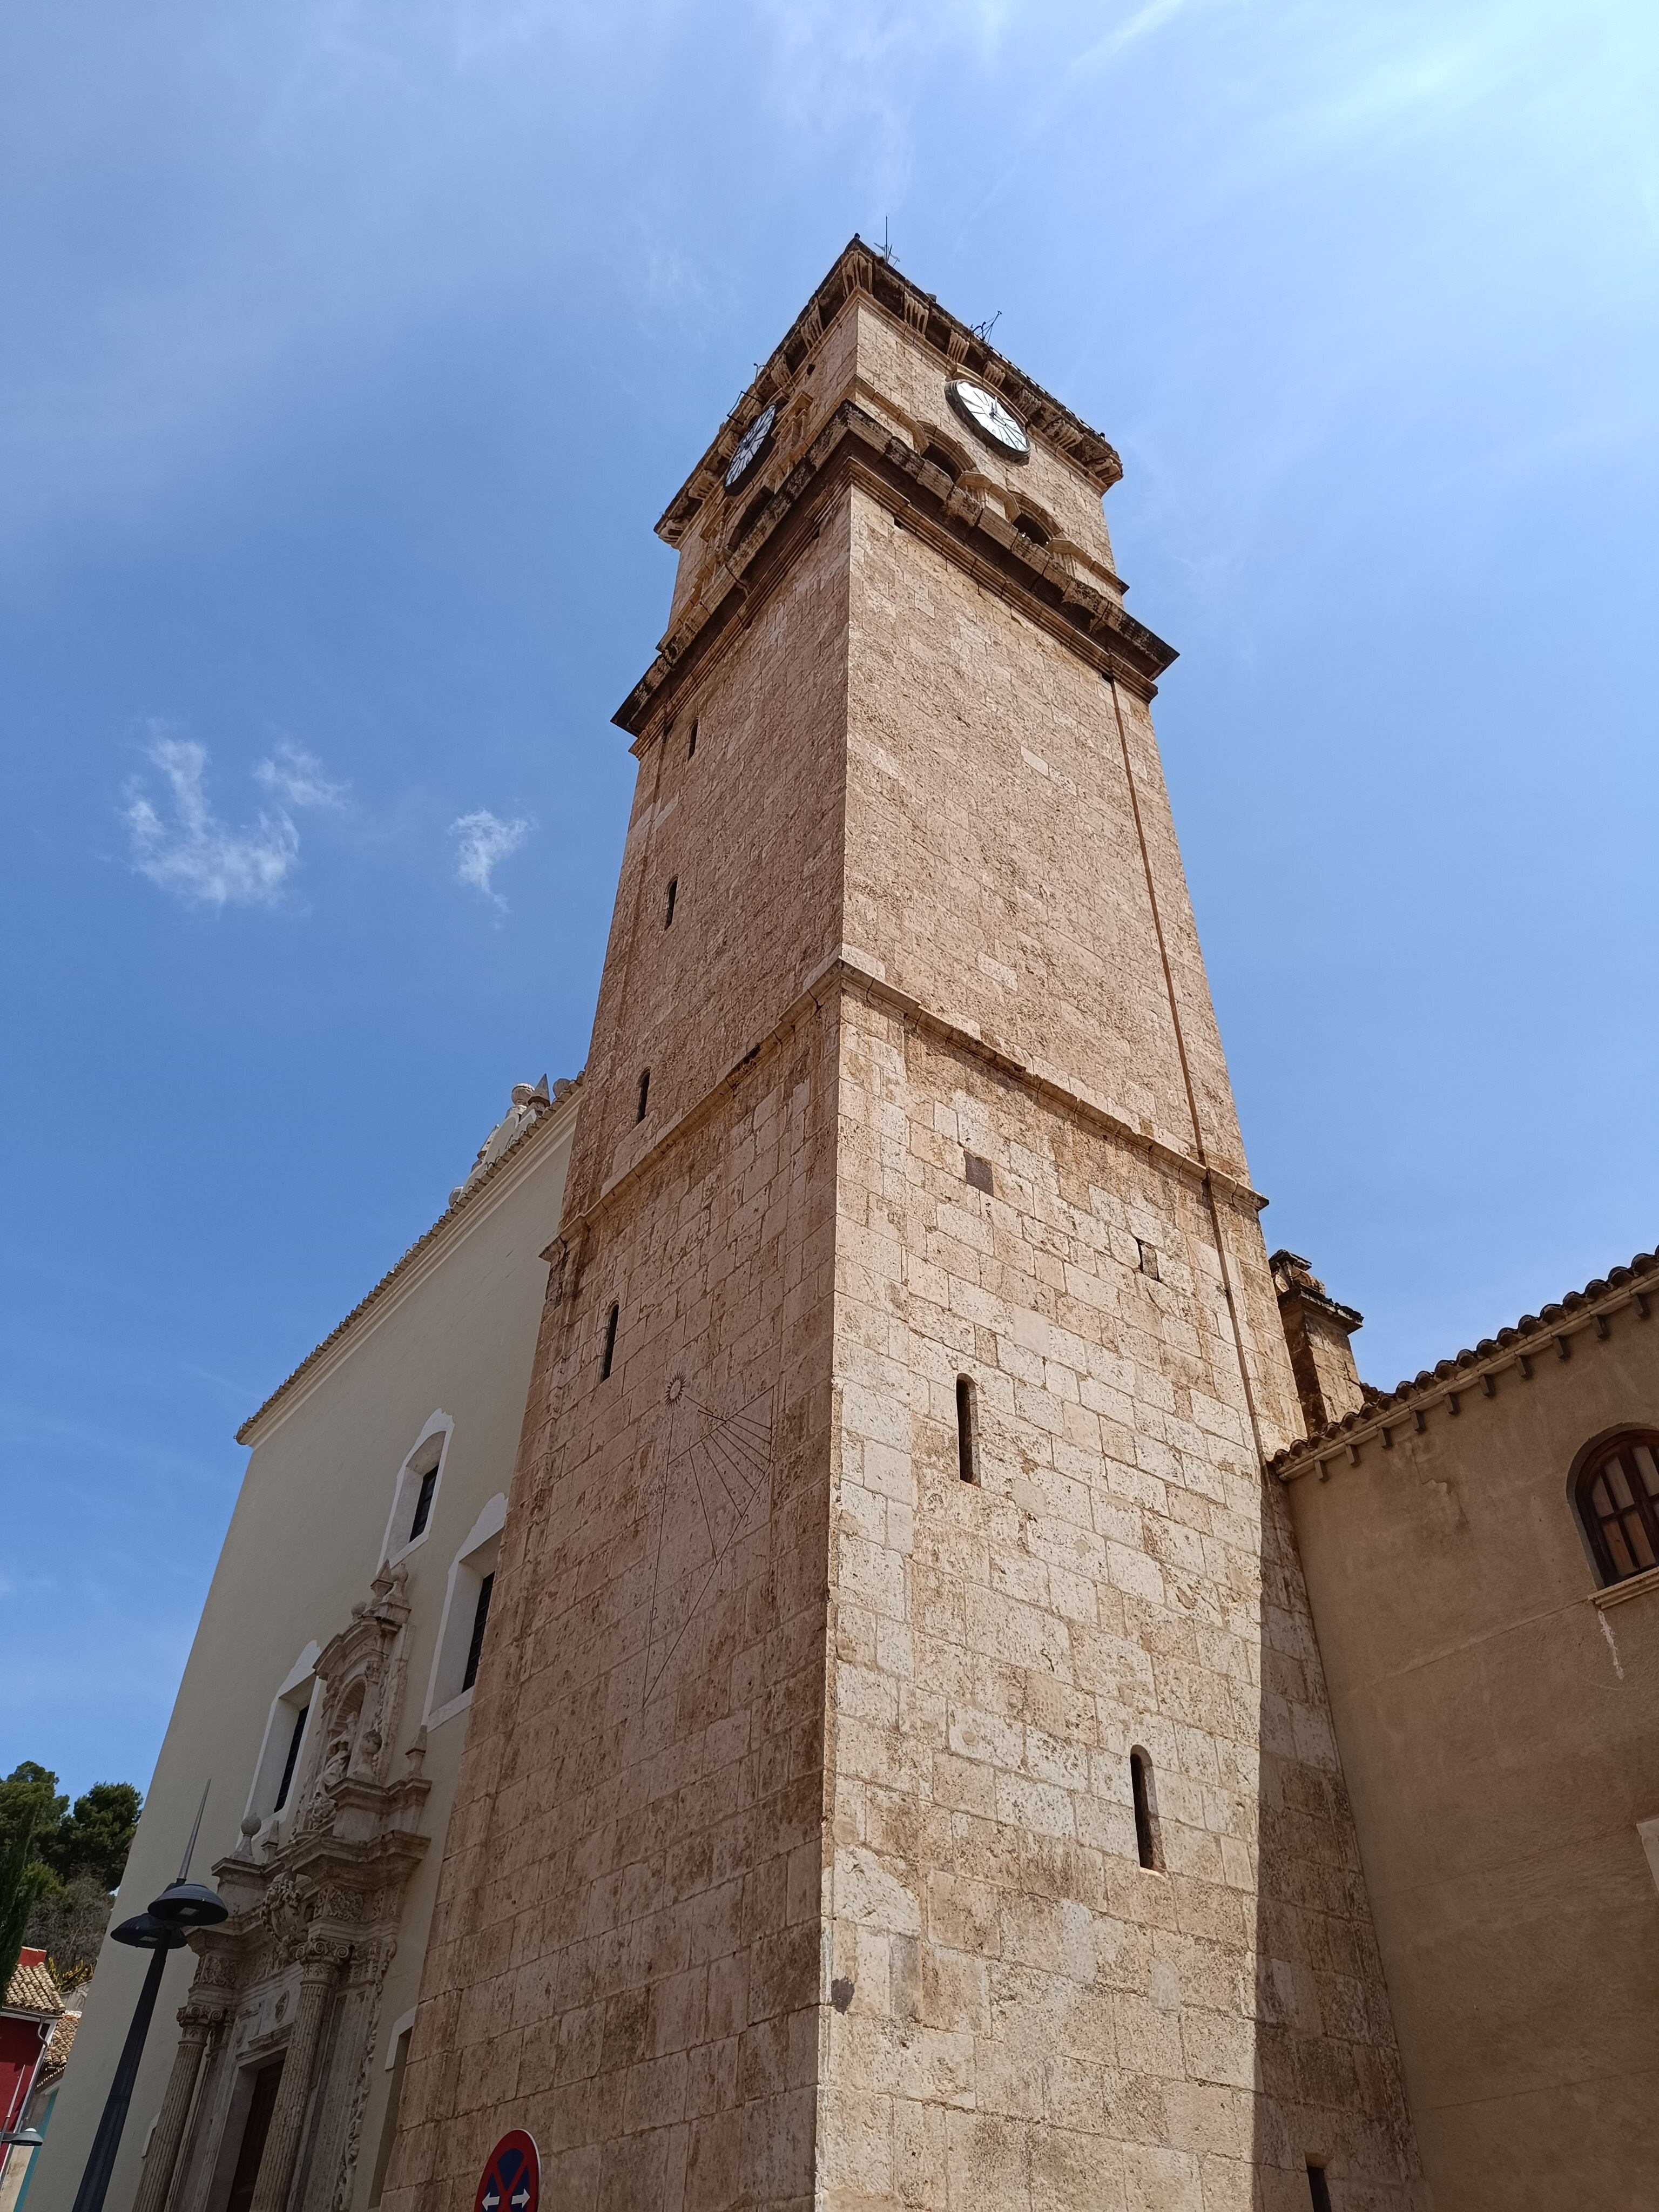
[69, 1790, 228, 2212]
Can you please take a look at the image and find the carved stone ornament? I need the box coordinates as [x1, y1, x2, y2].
[158, 1566, 434, 2212]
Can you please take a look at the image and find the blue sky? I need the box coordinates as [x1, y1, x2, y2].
[4, 0, 1656, 1798]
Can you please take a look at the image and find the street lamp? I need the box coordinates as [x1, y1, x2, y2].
[69, 1789, 228, 2212]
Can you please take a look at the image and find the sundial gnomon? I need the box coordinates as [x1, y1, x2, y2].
[640, 1378, 774, 1706]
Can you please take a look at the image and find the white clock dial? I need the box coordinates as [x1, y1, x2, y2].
[724, 403, 778, 492]
[946, 379, 1029, 460]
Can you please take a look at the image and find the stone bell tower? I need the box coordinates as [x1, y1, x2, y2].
[389, 242, 1423, 2212]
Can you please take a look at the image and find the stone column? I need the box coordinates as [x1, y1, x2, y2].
[130, 2003, 223, 2212]
[248, 1945, 343, 2212]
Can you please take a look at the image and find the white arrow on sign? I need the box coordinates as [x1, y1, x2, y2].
[483, 2193, 499, 2208]
[511, 2190, 530, 2206]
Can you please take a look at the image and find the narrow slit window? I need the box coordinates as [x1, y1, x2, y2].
[1130, 1748, 1161, 1870]
[601, 1302, 619, 1380]
[1306, 2163, 1332, 2212]
[687, 720, 698, 758]
[956, 1376, 979, 1485]
[462, 1572, 495, 1694]
[272, 1703, 309, 1814]
[637, 1068, 651, 1122]
[408, 1463, 439, 1542]
[664, 878, 677, 927]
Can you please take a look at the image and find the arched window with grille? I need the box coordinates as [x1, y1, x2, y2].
[1575, 1432, 1659, 1585]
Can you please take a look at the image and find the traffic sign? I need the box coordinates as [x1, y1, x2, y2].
[473, 2131, 538, 2212]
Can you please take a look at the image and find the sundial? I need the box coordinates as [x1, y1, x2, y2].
[640, 1376, 775, 1707]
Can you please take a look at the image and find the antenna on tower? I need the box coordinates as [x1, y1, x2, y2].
[878, 218, 898, 267]
[970, 310, 1001, 345]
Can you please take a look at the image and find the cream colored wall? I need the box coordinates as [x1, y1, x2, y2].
[1285, 1288, 1659, 2208]
[29, 1102, 575, 2212]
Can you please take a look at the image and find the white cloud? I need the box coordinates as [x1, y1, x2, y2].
[450, 808, 533, 911]
[126, 734, 301, 908]
[254, 740, 349, 811]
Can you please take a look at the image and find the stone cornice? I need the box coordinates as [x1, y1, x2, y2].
[1270, 1247, 1659, 1483]
[237, 1084, 581, 1448]
[548, 949, 1264, 1261]
[656, 236, 1123, 551]
[1270, 1250, 1363, 1333]
[616, 399, 1176, 744]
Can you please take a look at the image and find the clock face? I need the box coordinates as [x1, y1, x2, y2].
[946, 379, 1030, 460]
[724, 404, 777, 493]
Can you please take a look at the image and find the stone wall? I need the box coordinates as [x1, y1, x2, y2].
[1284, 1276, 1659, 2207]
[569, 503, 852, 1221]
[392, 252, 1423, 2212]
[389, 1013, 840, 2212]
[841, 483, 1243, 1181]
[819, 997, 1420, 2211]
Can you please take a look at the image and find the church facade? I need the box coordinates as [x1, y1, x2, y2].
[33, 243, 1659, 2212]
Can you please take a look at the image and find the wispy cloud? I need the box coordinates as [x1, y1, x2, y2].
[955, 0, 1222, 232]
[450, 808, 533, 912]
[254, 740, 349, 811]
[751, 0, 1013, 180]
[125, 734, 301, 907]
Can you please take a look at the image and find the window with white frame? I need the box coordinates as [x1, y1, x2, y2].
[424, 1495, 507, 1727]
[245, 1643, 322, 1831]
[381, 1413, 454, 1566]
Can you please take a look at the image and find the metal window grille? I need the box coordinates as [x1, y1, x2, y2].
[1578, 1433, 1659, 1584]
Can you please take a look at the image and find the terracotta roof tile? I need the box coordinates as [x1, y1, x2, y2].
[1268, 1246, 1659, 1478]
[37, 2006, 79, 2082]
[5, 1952, 63, 2017]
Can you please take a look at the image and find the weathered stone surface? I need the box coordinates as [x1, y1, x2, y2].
[1282, 1270, 1659, 2209]
[393, 242, 1422, 2212]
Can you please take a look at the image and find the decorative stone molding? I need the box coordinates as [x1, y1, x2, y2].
[654, 235, 1123, 549]
[616, 397, 1174, 746]
[1271, 1249, 1366, 1434]
[1271, 1249, 1659, 1483]
[155, 1566, 433, 2212]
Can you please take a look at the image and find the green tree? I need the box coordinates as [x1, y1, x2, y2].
[0, 1764, 145, 1993]
[0, 1764, 65, 1993]
[39, 1782, 143, 1891]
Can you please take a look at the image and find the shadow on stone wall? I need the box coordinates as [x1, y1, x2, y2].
[1250, 1468, 1425, 2212]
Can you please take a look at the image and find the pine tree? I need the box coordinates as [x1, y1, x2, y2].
[0, 1766, 61, 1993]
[0, 1764, 144, 1992]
